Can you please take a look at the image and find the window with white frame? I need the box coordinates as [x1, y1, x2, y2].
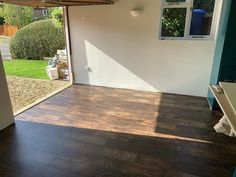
[43, 9, 49, 16]
[160, 0, 218, 39]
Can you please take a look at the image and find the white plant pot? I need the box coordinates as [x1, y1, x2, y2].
[46, 67, 59, 80]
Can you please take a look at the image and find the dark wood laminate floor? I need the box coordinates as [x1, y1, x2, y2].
[1, 85, 236, 177]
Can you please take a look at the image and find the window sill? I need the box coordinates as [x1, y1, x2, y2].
[160, 37, 214, 41]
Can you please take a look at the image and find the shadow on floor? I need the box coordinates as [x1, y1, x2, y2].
[0, 120, 235, 177]
[154, 93, 236, 144]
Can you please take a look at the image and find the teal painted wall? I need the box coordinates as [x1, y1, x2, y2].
[218, 0, 236, 82]
[233, 167, 236, 177]
[208, 0, 232, 109]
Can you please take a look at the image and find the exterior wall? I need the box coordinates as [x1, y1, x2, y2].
[33, 8, 49, 19]
[0, 53, 14, 130]
[68, 0, 221, 97]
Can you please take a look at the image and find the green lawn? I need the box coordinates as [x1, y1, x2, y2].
[3, 60, 49, 80]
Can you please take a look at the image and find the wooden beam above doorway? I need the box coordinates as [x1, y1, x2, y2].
[0, 0, 114, 7]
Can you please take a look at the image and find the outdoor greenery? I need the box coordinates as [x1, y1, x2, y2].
[9, 19, 65, 60]
[3, 4, 34, 29]
[0, 4, 63, 29]
[193, 0, 215, 12]
[162, 0, 215, 37]
[51, 8, 64, 28]
[3, 60, 49, 80]
[0, 16, 4, 25]
[162, 8, 186, 37]
[0, 4, 5, 25]
[0, 4, 4, 25]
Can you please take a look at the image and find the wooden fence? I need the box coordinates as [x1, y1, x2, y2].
[0, 24, 18, 37]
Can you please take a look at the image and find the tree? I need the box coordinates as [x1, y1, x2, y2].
[3, 4, 33, 28]
[161, 0, 216, 37]
[51, 7, 64, 28]
[193, 0, 215, 12]
[161, 8, 186, 37]
[0, 4, 4, 25]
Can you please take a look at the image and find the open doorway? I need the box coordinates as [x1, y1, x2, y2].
[0, 4, 72, 115]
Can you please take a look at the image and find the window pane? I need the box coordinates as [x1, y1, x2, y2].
[161, 8, 187, 37]
[190, 0, 215, 36]
[166, 0, 186, 3]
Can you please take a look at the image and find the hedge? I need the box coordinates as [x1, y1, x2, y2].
[9, 19, 65, 60]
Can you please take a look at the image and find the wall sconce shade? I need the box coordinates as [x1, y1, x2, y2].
[130, 9, 143, 17]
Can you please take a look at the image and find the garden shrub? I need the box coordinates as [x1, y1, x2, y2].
[9, 19, 65, 60]
[51, 7, 64, 28]
[0, 16, 4, 25]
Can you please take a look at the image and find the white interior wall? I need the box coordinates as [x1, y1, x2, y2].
[68, 0, 220, 97]
[0, 54, 14, 130]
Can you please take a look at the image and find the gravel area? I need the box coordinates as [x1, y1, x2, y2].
[6, 76, 70, 113]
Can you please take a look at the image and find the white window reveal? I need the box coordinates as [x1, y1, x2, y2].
[160, 0, 220, 40]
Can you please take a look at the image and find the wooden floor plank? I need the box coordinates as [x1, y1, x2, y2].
[0, 84, 235, 177]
